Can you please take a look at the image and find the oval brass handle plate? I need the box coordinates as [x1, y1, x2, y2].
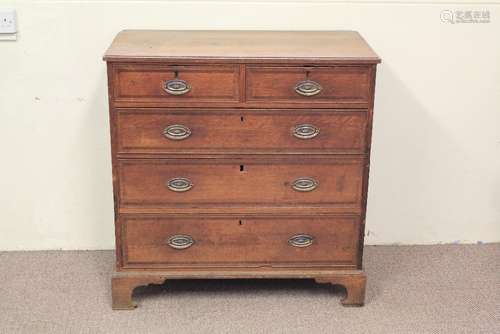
[163, 79, 191, 95]
[167, 234, 194, 250]
[166, 177, 193, 192]
[292, 177, 319, 192]
[163, 124, 191, 140]
[294, 80, 322, 97]
[288, 234, 314, 248]
[293, 124, 320, 139]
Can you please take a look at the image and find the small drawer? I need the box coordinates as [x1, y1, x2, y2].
[116, 109, 367, 154]
[122, 215, 361, 268]
[118, 157, 364, 207]
[246, 66, 371, 105]
[112, 64, 240, 104]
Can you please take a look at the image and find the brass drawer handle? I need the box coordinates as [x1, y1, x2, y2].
[163, 124, 191, 140]
[292, 177, 319, 192]
[167, 234, 194, 250]
[288, 234, 314, 248]
[163, 79, 191, 95]
[166, 177, 193, 192]
[293, 124, 320, 139]
[294, 80, 322, 97]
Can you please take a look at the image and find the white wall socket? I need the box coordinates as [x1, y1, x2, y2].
[0, 9, 17, 40]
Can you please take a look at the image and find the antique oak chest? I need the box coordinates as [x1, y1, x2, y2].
[104, 30, 380, 309]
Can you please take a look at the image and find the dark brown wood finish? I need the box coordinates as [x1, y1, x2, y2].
[105, 30, 380, 309]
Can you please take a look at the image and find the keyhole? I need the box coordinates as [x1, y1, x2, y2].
[240, 165, 245, 172]
[239, 220, 243, 225]
[240, 116, 244, 122]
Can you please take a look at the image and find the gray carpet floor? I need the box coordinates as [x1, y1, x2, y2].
[0, 244, 499, 334]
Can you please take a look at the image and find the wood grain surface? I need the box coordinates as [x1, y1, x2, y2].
[122, 215, 360, 268]
[104, 30, 381, 64]
[118, 157, 364, 206]
[116, 109, 368, 154]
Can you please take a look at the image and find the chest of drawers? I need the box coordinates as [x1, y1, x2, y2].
[104, 30, 380, 309]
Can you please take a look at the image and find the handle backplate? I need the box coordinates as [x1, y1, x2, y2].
[293, 124, 320, 139]
[163, 124, 191, 140]
[288, 234, 314, 248]
[167, 234, 194, 250]
[292, 177, 319, 192]
[163, 79, 191, 95]
[294, 80, 322, 97]
[166, 177, 193, 192]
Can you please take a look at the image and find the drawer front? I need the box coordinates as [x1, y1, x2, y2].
[246, 66, 371, 104]
[118, 158, 364, 206]
[116, 109, 367, 154]
[112, 64, 240, 103]
[122, 216, 360, 268]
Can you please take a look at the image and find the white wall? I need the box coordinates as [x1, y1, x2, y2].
[0, 1, 499, 250]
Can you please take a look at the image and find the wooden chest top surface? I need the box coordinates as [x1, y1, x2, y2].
[104, 30, 380, 63]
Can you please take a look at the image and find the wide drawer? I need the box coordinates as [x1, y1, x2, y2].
[116, 109, 367, 154]
[118, 157, 364, 206]
[122, 215, 361, 268]
[112, 64, 240, 103]
[246, 66, 371, 105]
